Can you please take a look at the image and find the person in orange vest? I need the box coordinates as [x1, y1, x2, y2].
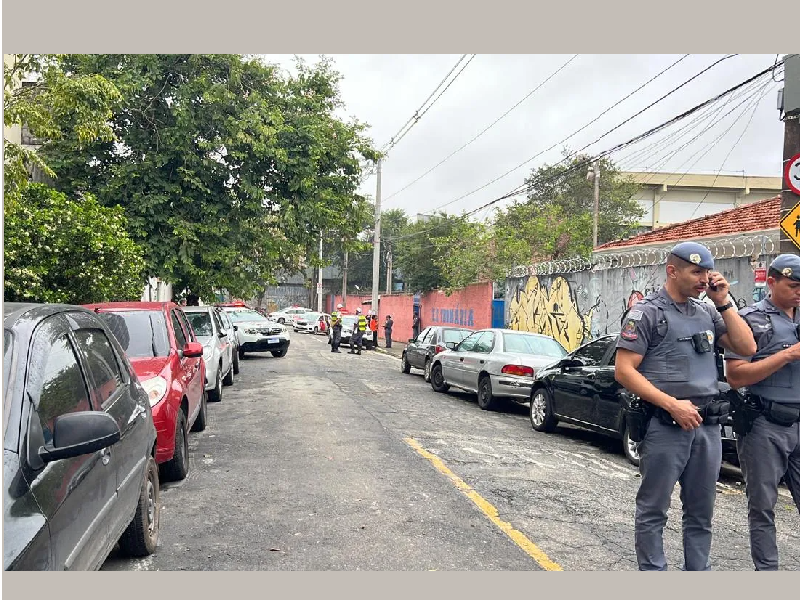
[368, 312, 378, 349]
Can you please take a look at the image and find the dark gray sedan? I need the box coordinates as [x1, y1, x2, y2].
[4, 303, 159, 570]
[401, 326, 473, 382]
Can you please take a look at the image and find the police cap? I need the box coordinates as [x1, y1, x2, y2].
[769, 254, 800, 282]
[670, 241, 714, 270]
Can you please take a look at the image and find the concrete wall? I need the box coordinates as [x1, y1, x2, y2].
[506, 254, 776, 352]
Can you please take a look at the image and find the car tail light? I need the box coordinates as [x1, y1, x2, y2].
[501, 364, 534, 377]
[435, 344, 447, 354]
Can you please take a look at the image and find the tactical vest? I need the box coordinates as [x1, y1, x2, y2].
[637, 294, 719, 400]
[356, 315, 367, 332]
[742, 300, 800, 405]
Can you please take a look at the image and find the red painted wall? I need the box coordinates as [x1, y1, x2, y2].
[420, 282, 493, 332]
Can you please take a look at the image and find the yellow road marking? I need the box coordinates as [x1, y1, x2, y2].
[404, 437, 563, 571]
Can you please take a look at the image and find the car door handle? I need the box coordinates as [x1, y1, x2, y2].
[460, 357, 464, 362]
[100, 447, 111, 466]
[479, 360, 485, 364]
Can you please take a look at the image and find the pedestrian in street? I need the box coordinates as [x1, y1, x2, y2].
[614, 241, 756, 571]
[384, 315, 394, 348]
[368, 313, 378, 350]
[412, 312, 421, 339]
[330, 304, 343, 353]
[725, 254, 800, 571]
[348, 308, 367, 355]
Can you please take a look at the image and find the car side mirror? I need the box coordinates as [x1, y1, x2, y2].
[183, 341, 204, 358]
[38, 412, 121, 464]
[445, 341, 457, 350]
[559, 357, 584, 369]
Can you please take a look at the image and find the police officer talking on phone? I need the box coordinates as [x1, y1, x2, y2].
[724, 254, 800, 571]
[614, 241, 757, 571]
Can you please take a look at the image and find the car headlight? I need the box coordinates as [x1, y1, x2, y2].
[245, 328, 260, 335]
[141, 376, 168, 407]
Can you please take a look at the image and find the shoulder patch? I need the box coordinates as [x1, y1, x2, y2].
[627, 309, 643, 321]
[621, 319, 638, 341]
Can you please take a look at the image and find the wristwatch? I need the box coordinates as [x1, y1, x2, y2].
[715, 301, 734, 313]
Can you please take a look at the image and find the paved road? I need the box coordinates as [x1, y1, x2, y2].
[103, 333, 800, 571]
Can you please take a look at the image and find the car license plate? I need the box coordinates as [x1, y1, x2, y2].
[268, 337, 280, 344]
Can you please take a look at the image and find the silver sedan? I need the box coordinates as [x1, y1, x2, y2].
[429, 329, 568, 410]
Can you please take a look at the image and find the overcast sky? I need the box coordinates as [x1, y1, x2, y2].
[260, 54, 785, 220]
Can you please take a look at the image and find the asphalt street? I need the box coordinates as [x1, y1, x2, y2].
[102, 333, 800, 571]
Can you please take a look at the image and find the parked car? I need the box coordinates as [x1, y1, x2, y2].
[182, 306, 235, 402]
[268, 306, 310, 325]
[528, 334, 739, 467]
[429, 329, 568, 410]
[339, 315, 359, 345]
[401, 326, 473, 382]
[220, 307, 290, 358]
[86, 302, 206, 482]
[216, 308, 241, 375]
[294, 312, 329, 334]
[4, 302, 160, 570]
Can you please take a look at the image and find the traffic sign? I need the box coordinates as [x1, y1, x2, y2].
[786, 152, 800, 195]
[779, 199, 800, 251]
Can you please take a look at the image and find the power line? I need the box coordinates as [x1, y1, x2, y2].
[382, 54, 581, 204]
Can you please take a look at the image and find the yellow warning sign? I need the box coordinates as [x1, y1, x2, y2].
[780, 200, 800, 251]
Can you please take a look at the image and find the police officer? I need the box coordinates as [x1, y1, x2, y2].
[725, 254, 800, 571]
[349, 308, 367, 355]
[330, 304, 343, 353]
[614, 241, 756, 571]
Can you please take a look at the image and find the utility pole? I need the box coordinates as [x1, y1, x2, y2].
[779, 54, 800, 254]
[588, 160, 601, 248]
[341, 248, 348, 309]
[317, 236, 323, 313]
[385, 245, 392, 294]
[371, 159, 382, 313]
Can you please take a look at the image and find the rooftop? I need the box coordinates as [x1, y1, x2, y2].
[621, 171, 782, 191]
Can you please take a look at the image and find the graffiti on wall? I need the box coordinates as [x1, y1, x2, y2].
[508, 276, 598, 351]
[430, 307, 475, 327]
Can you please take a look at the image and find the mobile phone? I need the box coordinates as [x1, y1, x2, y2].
[708, 283, 718, 291]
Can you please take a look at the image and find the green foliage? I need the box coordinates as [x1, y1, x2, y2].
[394, 213, 465, 293]
[39, 54, 379, 301]
[4, 184, 146, 304]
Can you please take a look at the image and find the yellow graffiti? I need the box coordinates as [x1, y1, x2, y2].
[508, 276, 593, 352]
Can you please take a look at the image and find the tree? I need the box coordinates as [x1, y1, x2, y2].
[4, 184, 145, 304]
[394, 213, 465, 293]
[39, 54, 379, 301]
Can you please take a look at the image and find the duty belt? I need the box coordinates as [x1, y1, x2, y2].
[652, 395, 729, 427]
[748, 394, 800, 426]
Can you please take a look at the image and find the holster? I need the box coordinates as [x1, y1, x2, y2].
[625, 398, 652, 443]
[727, 389, 761, 437]
[759, 397, 800, 427]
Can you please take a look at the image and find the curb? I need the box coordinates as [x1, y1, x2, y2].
[373, 346, 402, 360]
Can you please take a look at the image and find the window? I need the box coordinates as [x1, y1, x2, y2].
[176, 309, 197, 342]
[35, 335, 91, 443]
[457, 332, 482, 352]
[171, 312, 188, 349]
[74, 329, 124, 406]
[228, 310, 267, 323]
[442, 329, 471, 345]
[473, 331, 495, 353]
[211, 311, 225, 336]
[185, 312, 213, 337]
[99, 310, 170, 358]
[418, 327, 432, 344]
[572, 337, 615, 366]
[502, 333, 567, 358]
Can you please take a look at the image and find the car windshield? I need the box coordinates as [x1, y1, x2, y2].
[442, 329, 471, 344]
[185, 312, 213, 337]
[502, 333, 567, 358]
[302, 313, 320, 321]
[99, 310, 171, 358]
[228, 310, 268, 323]
[342, 316, 357, 326]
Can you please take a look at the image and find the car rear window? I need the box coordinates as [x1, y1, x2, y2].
[442, 329, 471, 344]
[502, 333, 567, 358]
[98, 310, 170, 358]
[185, 312, 213, 337]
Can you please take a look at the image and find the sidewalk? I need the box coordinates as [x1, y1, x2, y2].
[371, 341, 404, 360]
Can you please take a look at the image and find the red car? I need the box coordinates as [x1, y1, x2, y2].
[85, 302, 207, 481]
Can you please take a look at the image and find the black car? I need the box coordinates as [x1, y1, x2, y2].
[529, 334, 738, 467]
[4, 303, 160, 570]
[401, 326, 473, 382]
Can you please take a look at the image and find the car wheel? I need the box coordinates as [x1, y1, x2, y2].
[162, 411, 189, 482]
[622, 426, 641, 467]
[530, 387, 558, 433]
[423, 358, 432, 383]
[430, 363, 450, 393]
[118, 456, 160, 557]
[232, 350, 240, 375]
[477, 375, 497, 411]
[271, 349, 287, 357]
[222, 361, 234, 386]
[191, 391, 207, 432]
[278, 318, 285, 324]
[238, 347, 246, 360]
[208, 368, 223, 402]
[401, 352, 411, 374]
[314, 326, 319, 334]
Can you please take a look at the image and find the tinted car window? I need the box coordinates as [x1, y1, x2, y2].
[442, 329, 471, 344]
[99, 310, 170, 358]
[74, 329, 124, 405]
[418, 327, 432, 344]
[502, 333, 567, 358]
[185, 312, 213, 337]
[572, 337, 615, 366]
[35, 335, 91, 442]
[176, 309, 197, 342]
[171, 312, 188, 348]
